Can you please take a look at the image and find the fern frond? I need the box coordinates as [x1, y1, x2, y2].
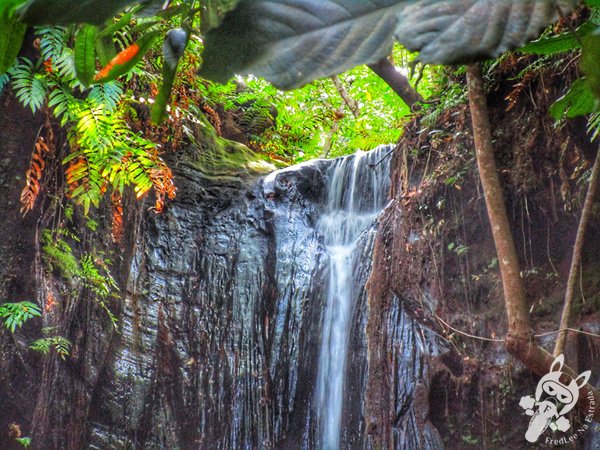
[588, 113, 600, 142]
[20, 136, 53, 216]
[36, 26, 70, 61]
[37, 26, 78, 82]
[0, 73, 9, 94]
[87, 81, 123, 112]
[48, 85, 83, 124]
[9, 58, 47, 112]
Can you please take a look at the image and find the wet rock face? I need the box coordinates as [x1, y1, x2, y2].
[0, 102, 443, 449]
[82, 144, 444, 450]
[87, 150, 331, 449]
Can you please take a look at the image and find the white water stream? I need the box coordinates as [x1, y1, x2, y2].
[315, 147, 391, 449]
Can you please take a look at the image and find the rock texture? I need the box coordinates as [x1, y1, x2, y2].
[0, 94, 443, 449]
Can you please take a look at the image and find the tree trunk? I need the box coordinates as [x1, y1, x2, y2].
[466, 63, 600, 422]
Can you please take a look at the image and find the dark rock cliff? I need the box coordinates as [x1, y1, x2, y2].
[0, 89, 443, 449]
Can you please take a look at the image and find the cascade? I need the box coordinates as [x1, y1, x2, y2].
[316, 149, 391, 449]
[57, 143, 443, 449]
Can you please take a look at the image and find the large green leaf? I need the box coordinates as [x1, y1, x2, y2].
[93, 30, 160, 83]
[550, 78, 598, 119]
[519, 21, 597, 55]
[18, 0, 138, 25]
[151, 28, 188, 123]
[581, 33, 600, 100]
[200, 0, 579, 89]
[74, 24, 98, 86]
[0, 6, 27, 74]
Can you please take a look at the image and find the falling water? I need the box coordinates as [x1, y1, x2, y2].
[316, 146, 392, 449]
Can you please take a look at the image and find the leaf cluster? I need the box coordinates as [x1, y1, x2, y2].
[0, 301, 42, 332]
[30, 331, 72, 360]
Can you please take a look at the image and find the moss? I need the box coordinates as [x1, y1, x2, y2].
[41, 229, 80, 279]
[186, 114, 277, 181]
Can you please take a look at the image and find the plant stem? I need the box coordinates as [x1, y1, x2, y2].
[331, 75, 359, 119]
[554, 146, 600, 357]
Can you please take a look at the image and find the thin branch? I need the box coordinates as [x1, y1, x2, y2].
[320, 110, 343, 159]
[435, 313, 600, 343]
[538, 327, 600, 340]
[554, 147, 600, 356]
[331, 75, 359, 119]
[435, 314, 504, 342]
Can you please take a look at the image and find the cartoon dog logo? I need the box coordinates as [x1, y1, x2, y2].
[519, 354, 591, 443]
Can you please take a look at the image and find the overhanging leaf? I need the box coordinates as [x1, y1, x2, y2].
[18, 0, 138, 25]
[519, 21, 596, 55]
[0, 8, 27, 74]
[74, 24, 98, 86]
[550, 78, 598, 119]
[96, 35, 117, 67]
[151, 28, 188, 124]
[200, 0, 579, 89]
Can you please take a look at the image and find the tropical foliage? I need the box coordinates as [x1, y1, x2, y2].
[0, 301, 41, 332]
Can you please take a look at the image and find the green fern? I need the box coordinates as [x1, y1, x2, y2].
[37, 26, 78, 82]
[588, 112, 600, 141]
[30, 335, 72, 360]
[0, 72, 9, 93]
[87, 82, 123, 112]
[9, 58, 47, 112]
[0, 301, 42, 333]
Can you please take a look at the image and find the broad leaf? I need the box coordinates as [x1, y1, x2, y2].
[200, 0, 579, 89]
[581, 33, 600, 100]
[519, 21, 596, 55]
[200, 0, 242, 32]
[18, 0, 138, 25]
[0, 7, 26, 74]
[94, 30, 160, 83]
[550, 78, 598, 119]
[74, 24, 98, 86]
[96, 35, 117, 67]
[151, 28, 188, 123]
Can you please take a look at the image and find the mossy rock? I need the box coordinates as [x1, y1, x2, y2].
[183, 113, 277, 184]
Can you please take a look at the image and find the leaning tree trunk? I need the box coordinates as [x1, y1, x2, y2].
[466, 63, 600, 422]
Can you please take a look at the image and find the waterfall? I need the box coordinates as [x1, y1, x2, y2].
[316, 148, 392, 449]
